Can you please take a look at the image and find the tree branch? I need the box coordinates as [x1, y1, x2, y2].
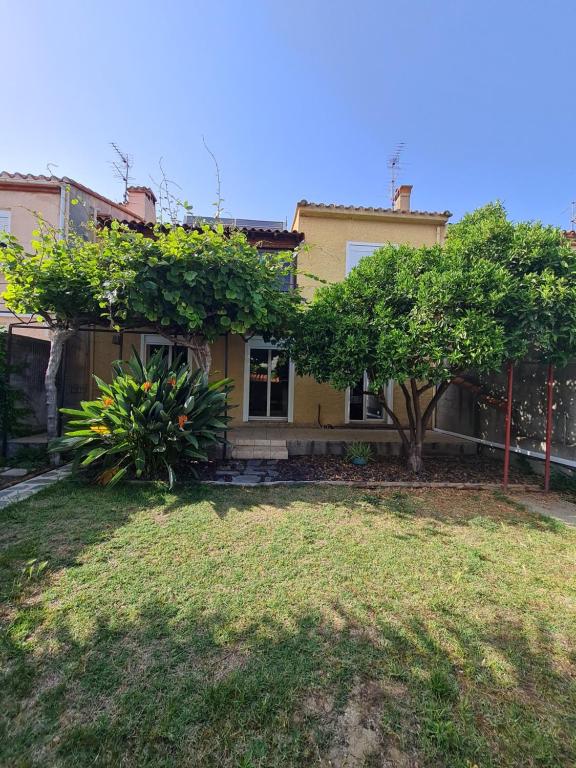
[377, 389, 410, 449]
[422, 380, 451, 429]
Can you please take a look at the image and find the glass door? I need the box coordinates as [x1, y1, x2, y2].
[248, 347, 290, 419]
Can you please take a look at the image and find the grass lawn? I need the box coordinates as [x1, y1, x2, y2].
[1, 482, 575, 767]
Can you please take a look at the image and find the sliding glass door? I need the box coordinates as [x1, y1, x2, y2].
[245, 342, 292, 421]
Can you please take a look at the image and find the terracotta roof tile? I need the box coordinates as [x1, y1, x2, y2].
[296, 199, 451, 218]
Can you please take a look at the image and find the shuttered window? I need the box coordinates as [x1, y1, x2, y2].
[0, 210, 11, 233]
[345, 241, 399, 275]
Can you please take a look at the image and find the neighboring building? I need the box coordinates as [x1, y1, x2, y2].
[0, 172, 156, 328]
[90, 185, 451, 432]
[0, 173, 157, 436]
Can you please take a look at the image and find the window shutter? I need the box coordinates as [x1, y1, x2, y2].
[345, 242, 384, 274]
[0, 210, 11, 233]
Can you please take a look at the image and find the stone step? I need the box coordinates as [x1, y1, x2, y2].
[230, 439, 288, 460]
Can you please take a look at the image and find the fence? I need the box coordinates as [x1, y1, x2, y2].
[435, 361, 576, 468]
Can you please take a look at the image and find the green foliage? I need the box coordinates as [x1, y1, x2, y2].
[445, 202, 576, 366]
[288, 240, 512, 392]
[0, 227, 108, 327]
[103, 222, 301, 342]
[344, 442, 374, 463]
[50, 350, 232, 487]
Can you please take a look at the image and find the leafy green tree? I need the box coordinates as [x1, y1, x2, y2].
[104, 223, 301, 372]
[0, 227, 110, 454]
[288, 204, 576, 472]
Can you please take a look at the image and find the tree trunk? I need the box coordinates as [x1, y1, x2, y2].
[407, 439, 424, 474]
[188, 337, 211, 376]
[46, 327, 75, 465]
[378, 378, 453, 475]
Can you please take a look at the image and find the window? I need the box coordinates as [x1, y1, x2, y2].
[141, 334, 190, 366]
[258, 250, 295, 292]
[346, 241, 397, 274]
[0, 210, 11, 233]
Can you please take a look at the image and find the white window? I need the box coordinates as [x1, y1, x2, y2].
[140, 334, 191, 366]
[0, 210, 11, 233]
[345, 241, 399, 274]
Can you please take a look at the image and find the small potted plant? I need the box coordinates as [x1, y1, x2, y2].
[345, 442, 373, 466]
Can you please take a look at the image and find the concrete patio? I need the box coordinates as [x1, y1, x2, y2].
[227, 425, 475, 459]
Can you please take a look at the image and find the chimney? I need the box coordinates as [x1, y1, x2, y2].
[393, 184, 412, 213]
[126, 186, 157, 223]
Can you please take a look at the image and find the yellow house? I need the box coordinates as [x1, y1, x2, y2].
[89, 186, 451, 457]
[1, 173, 452, 457]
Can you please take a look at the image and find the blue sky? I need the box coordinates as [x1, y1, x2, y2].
[3, 0, 575, 227]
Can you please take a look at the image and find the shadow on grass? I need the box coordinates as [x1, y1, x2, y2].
[2, 596, 575, 765]
[1, 480, 574, 767]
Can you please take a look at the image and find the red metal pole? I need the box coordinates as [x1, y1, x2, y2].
[544, 362, 554, 493]
[503, 362, 514, 490]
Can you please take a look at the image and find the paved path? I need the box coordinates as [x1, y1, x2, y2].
[517, 492, 576, 527]
[0, 465, 72, 510]
[212, 460, 281, 485]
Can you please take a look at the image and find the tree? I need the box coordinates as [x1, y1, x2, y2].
[287, 204, 576, 472]
[0, 226, 110, 458]
[106, 222, 301, 372]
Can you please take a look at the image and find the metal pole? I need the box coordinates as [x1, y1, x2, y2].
[223, 332, 229, 460]
[544, 362, 554, 493]
[503, 362, 514, 490]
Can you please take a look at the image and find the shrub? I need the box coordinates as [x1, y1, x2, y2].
[345, 442, 374, 464]
[50, 350, 232, 487]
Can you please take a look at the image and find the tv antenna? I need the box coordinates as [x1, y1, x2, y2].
[110, 142, 133, 204]
[387, 142, 405, 206]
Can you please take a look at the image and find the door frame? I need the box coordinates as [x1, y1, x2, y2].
[345, 373, 394, 424]
[243, 337, 294, 422]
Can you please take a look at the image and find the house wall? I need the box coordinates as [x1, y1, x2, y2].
[288, 207, 448, 427]
[88, 205, 448, 429]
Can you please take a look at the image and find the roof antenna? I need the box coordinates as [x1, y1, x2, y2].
[109, 142, 133, 204]
[387, 142, 405, 206]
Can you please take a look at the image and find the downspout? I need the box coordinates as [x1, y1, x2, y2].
[58, 182, 69, 237]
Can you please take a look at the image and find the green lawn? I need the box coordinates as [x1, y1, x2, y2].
[1, 482, 575, 767]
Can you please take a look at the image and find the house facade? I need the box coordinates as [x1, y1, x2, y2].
[89, 185, 451, 431]
[0, 172, 156, 335]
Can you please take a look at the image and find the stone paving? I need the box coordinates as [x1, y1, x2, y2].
[0, 465, 72, 510]
[517, 492, 576, 527]
[213, 460, 281, 485]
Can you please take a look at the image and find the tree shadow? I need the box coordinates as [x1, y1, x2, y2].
[1, 481, 574, 766]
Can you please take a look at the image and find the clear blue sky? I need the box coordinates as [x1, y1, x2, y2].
[3, 0, 575, 227]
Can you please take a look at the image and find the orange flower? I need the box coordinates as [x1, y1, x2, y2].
[167, 377, 177, 387]
[142, 381, 152, 392]
[102, 396, 114, 407]
[178, 414, 188, 429]
[90, 425, 110, 435]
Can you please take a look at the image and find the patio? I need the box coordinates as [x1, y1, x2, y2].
[227, 424, 474, 459]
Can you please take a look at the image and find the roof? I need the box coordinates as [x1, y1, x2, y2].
[98, 217, 304, 248]
[0, 172, 147, 222]
[185, 214, 285, 231]
[295, 199, 452, 218]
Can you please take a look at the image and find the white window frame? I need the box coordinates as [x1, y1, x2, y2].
[345, 241, 385, 274]
[345, 374, 394, 425]
[0, 210, 11, 233]
[140, 333, 192, 366]
[243, 336, 294, 422]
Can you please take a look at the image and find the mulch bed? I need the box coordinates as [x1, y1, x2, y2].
[196, 455, 538, 484]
